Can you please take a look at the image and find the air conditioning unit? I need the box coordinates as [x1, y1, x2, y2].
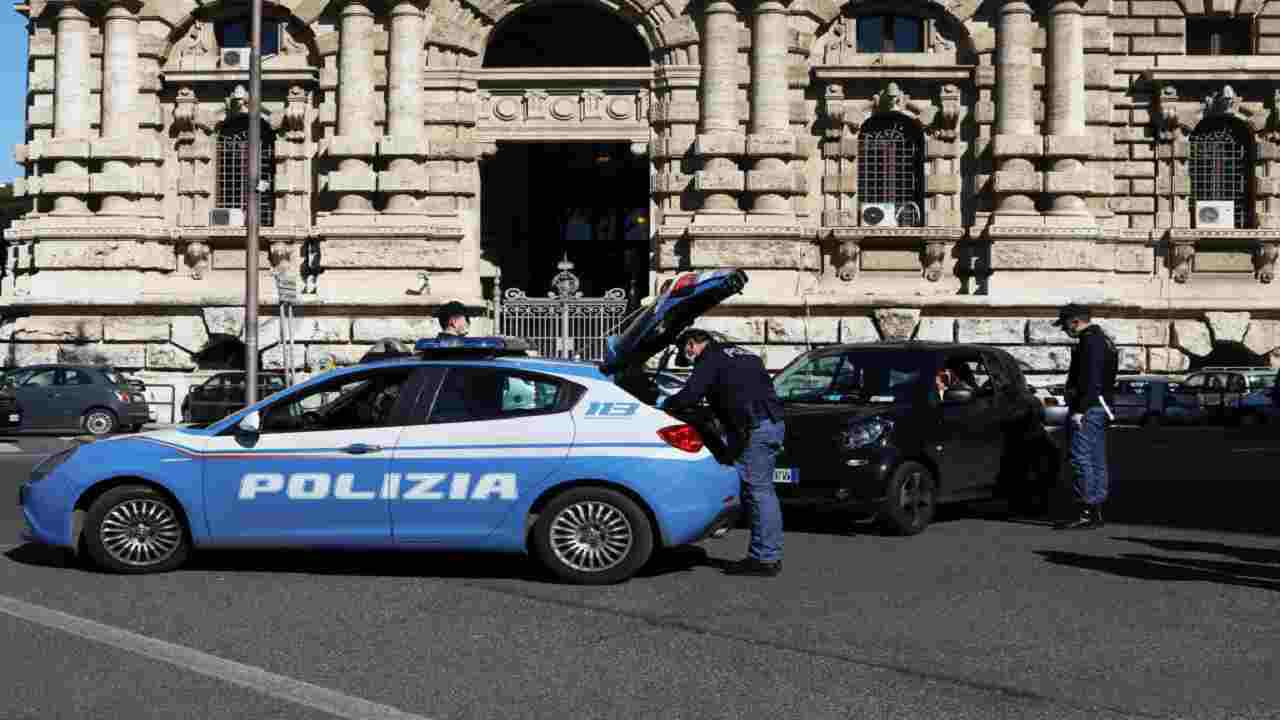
[210, 208, 246, 227]
[861, 202, 897, 228]
[1196, 200, 1235, 229]
[221, 48, 251, 69]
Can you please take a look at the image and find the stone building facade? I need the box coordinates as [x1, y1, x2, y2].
[4, 0, 1280, 415]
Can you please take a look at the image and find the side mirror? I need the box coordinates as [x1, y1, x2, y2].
[238, 410, 261, 434]
[943, 388, 974, 404]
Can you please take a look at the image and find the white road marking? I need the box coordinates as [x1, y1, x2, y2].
[1231, 447, 1277, 454]
[0, 594, 434, 720]
[0, 445, 20, 453]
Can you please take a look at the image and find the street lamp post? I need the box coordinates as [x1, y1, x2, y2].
[245, 0, 264, 405]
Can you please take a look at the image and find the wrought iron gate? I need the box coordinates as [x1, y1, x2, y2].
[496, 256, 630, 361]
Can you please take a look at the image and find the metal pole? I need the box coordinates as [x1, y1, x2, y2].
[244, 0, 263, 405]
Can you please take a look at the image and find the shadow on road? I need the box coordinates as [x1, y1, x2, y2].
[1036, 549, 1280, 592]
[4, 543, 716, 583]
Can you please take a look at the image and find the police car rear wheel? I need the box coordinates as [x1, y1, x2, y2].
[533, 488, 653, 585]
[83, 486, 190, 574]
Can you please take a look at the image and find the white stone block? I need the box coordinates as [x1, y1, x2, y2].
[146, 343, 196, 371]
[321, 238, 462, 269]
[692, 316, 766, 343]
[12, 343, 58, 366]
[204, 307, 245, 337]
[873, 308, 921, 342]
[172, 316, 209, 352]
[1204, 311, 1250, 344]
[12, 317, 103, 342]
[766, 316, 839, 344]
[104, 317, 171, 342]
[915, 317, 956, 343]
[1243, 320, 1280, 356]
[58, 343, 146, 369]
[1027, 319, 1074, 345]
[262, 344, 307, 371]
[1172, 320, 1212, 357]
[1119, 347, 1146, 372]
[759, 345, 808, 371]
[293, 318, 352, 343]
[840, 317, 880, 343]
[1005, 346, 1075, 372]
[307, 344, 370, 368]
[352, 318, 439, 342]
[956, 318, 1026, 344]
[1147, 347, 1190, 373]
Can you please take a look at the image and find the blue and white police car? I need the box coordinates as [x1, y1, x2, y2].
[18, 269, 748, 585]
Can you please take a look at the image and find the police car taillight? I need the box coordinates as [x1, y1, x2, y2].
[657, 424, 704, 453]
[670, 273, 698, 295]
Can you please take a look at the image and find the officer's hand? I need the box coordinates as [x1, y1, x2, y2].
[1070, 413, 1083, 428]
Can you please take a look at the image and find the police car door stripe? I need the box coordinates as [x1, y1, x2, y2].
[0, 594, 434, 720]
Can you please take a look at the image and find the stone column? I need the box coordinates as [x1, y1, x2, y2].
[747, 0, 794, 218]
[991, 0, 1040, 220]
[384, 0, 425, 213]
[52, 3, 92, 215]
[336, 1, 377, 213]
[100, 1, 139, 216]
[1043, 0, 1092, 220]
[694, 0, 744, 216]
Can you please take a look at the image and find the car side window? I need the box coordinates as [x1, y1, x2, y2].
[1228, 375, 1247, 393]
[429, 367, 565, 423]
[258, 368, 414, 434]
[941, 355, 992, 395]
[22, 369, 58, 388]
[1183, 374, 1205, 390]
[63, 369, 94, 386]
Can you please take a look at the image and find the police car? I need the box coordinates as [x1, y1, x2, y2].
[18, 269, 749, 585]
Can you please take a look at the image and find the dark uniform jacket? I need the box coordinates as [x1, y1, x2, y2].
[663, 342, 783, 460]
[1065, 324, 1119, 414]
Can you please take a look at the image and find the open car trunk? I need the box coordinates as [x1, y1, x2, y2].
[602, 269, 748, 465]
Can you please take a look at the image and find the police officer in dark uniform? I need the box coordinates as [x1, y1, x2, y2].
[435, 300, 470, 339]
[1053, 303, 1119, 530]
[659, 328, 786, 577]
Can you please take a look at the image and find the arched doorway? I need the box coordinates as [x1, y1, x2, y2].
[479, 2, 653, 305]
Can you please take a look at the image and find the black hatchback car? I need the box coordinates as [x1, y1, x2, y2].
[182, 371, 289, 423]
[771, 343, 1056, 534]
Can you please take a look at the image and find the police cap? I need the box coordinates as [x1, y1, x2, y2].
[434, 300, 470, 326]
[1051, 303, 1091, 327]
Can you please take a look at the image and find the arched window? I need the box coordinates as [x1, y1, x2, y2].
[857, 114, 925, 227]
[856, 15, 925, 53]
[1189, 117, 1254, 229]
[216, 16, 280, 54]
[216, 117, 275, 227]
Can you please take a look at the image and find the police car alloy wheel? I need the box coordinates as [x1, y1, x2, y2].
[83, 485, 191, 574]
[533, 488, 654, 585]
[82, 408, 117, 436]
[878, 461, 936, 536]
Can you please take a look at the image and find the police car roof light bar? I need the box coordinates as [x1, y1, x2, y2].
[413, 336, 533, 357]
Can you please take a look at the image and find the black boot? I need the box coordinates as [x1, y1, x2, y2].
[1054, 506, 1096, 531]
[1091, 505, 1105, 528]
[723, 558, 782, 577]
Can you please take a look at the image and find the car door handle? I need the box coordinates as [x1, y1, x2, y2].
[341, 443, 383, 455]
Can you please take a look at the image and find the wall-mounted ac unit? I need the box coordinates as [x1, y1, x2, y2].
[1195, 200, 1235, 229]
[221, 48, 251, 69]
[210, 208, 246, 227]
[861, 202, 897, 228]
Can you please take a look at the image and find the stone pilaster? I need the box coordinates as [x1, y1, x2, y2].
[382, 0, 427, 214]
[331, 1, 377, 214]
[651, 65, 699, 228]
[98, 1, 140, 216]
[990, 0, 1040, 225]
[694, 0, 744, 218]
[746, 0, 796, 219]
[51, 3, 92, 215]
[1043, 0, 1094, 224]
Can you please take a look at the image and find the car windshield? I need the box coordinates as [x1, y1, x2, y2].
[773, 351, 926, 403]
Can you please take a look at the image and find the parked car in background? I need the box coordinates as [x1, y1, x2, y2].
[1112, 375, 1203, 426]
[5, 364, 152, 435]
[182, 371, 289, 423]
[0, 374, 20, 430]
[1178, 367, 1276, 424]
[768, 343, 1056, 534]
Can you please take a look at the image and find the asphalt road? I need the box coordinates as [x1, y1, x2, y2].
[1, 426, 1277, 720]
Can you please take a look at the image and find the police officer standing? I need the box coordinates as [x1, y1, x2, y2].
[1053, 303, 1119, 530]
[659, 329, 786, 577]
[435, 300, 470, 339]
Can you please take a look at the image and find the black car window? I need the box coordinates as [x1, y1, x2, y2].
[941, 355, 992, 395]
[264, 375, 287, 392]
[1183, 374, 1206, 389]
[63, 369, 94, 386]
[429, 367, 566, 423]
[1228, 375, 1247, 393]
[774, 352, 926, 403]
[21, 369, 58, 388]
[980, 351, 1015, 392]
[259, 368, 414, 434]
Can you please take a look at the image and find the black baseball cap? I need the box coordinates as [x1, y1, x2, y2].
[1051, 303, 1091, 327]
[434, 300, 470, 325]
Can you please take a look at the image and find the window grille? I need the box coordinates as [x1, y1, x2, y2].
[216, 118, 275, 227]
[1189, 120, 1252, 229]
[855, 15, 925, 53]
[1186, 18, 1252, 55]
[857, 115, 925, 227]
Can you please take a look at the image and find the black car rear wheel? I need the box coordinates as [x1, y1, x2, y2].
[879, 461, 936, 536]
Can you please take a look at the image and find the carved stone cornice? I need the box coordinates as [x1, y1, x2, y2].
[818, 81, 962, 141]
[1151, 83, 1268, 141]
[1164, 228, 1280, 284]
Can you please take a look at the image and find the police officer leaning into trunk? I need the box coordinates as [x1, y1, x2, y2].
[1053, 303, 1119, 531]
[658, 329, 786, 577]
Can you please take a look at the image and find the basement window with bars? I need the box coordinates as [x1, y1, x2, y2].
[857, 115, 925, 227]
[1186, 17, 1253, 55]
[1188, 117, 1254, 229]
[216, 117, 275, 227]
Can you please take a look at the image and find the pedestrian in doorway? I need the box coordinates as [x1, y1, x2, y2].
[435, 300, 470, 338]
[659, 329, 786, 576]
[1053, 303, 1119, 530]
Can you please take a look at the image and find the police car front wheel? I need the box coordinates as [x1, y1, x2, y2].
[82, 485, 191, 574]
[533, 488, 654, 585]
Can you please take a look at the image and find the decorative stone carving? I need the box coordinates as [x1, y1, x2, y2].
[175, 20, 214, 60]
[872, 83, 909, 115]
[935, 85, 962, 141]
[835, 238, 860, 281]
[183, 240, 211, 279]
[225, 85, 250, 118]
[1153, 85, 1180, 142]
[173, 87, 200, 138]
[921, 241, 949, 282]
[269, 241, 294, 272]
[282, 86, 309, 140]
[1170, 240, 1195, 284]
[549, 254, 582, 298]
[1254, 242, 1279, 284]
[822, 83, 846, 139]
[1202, 85, 1241, 119]
[279, 23, 307, 56]
[301, 238, 322, 294]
